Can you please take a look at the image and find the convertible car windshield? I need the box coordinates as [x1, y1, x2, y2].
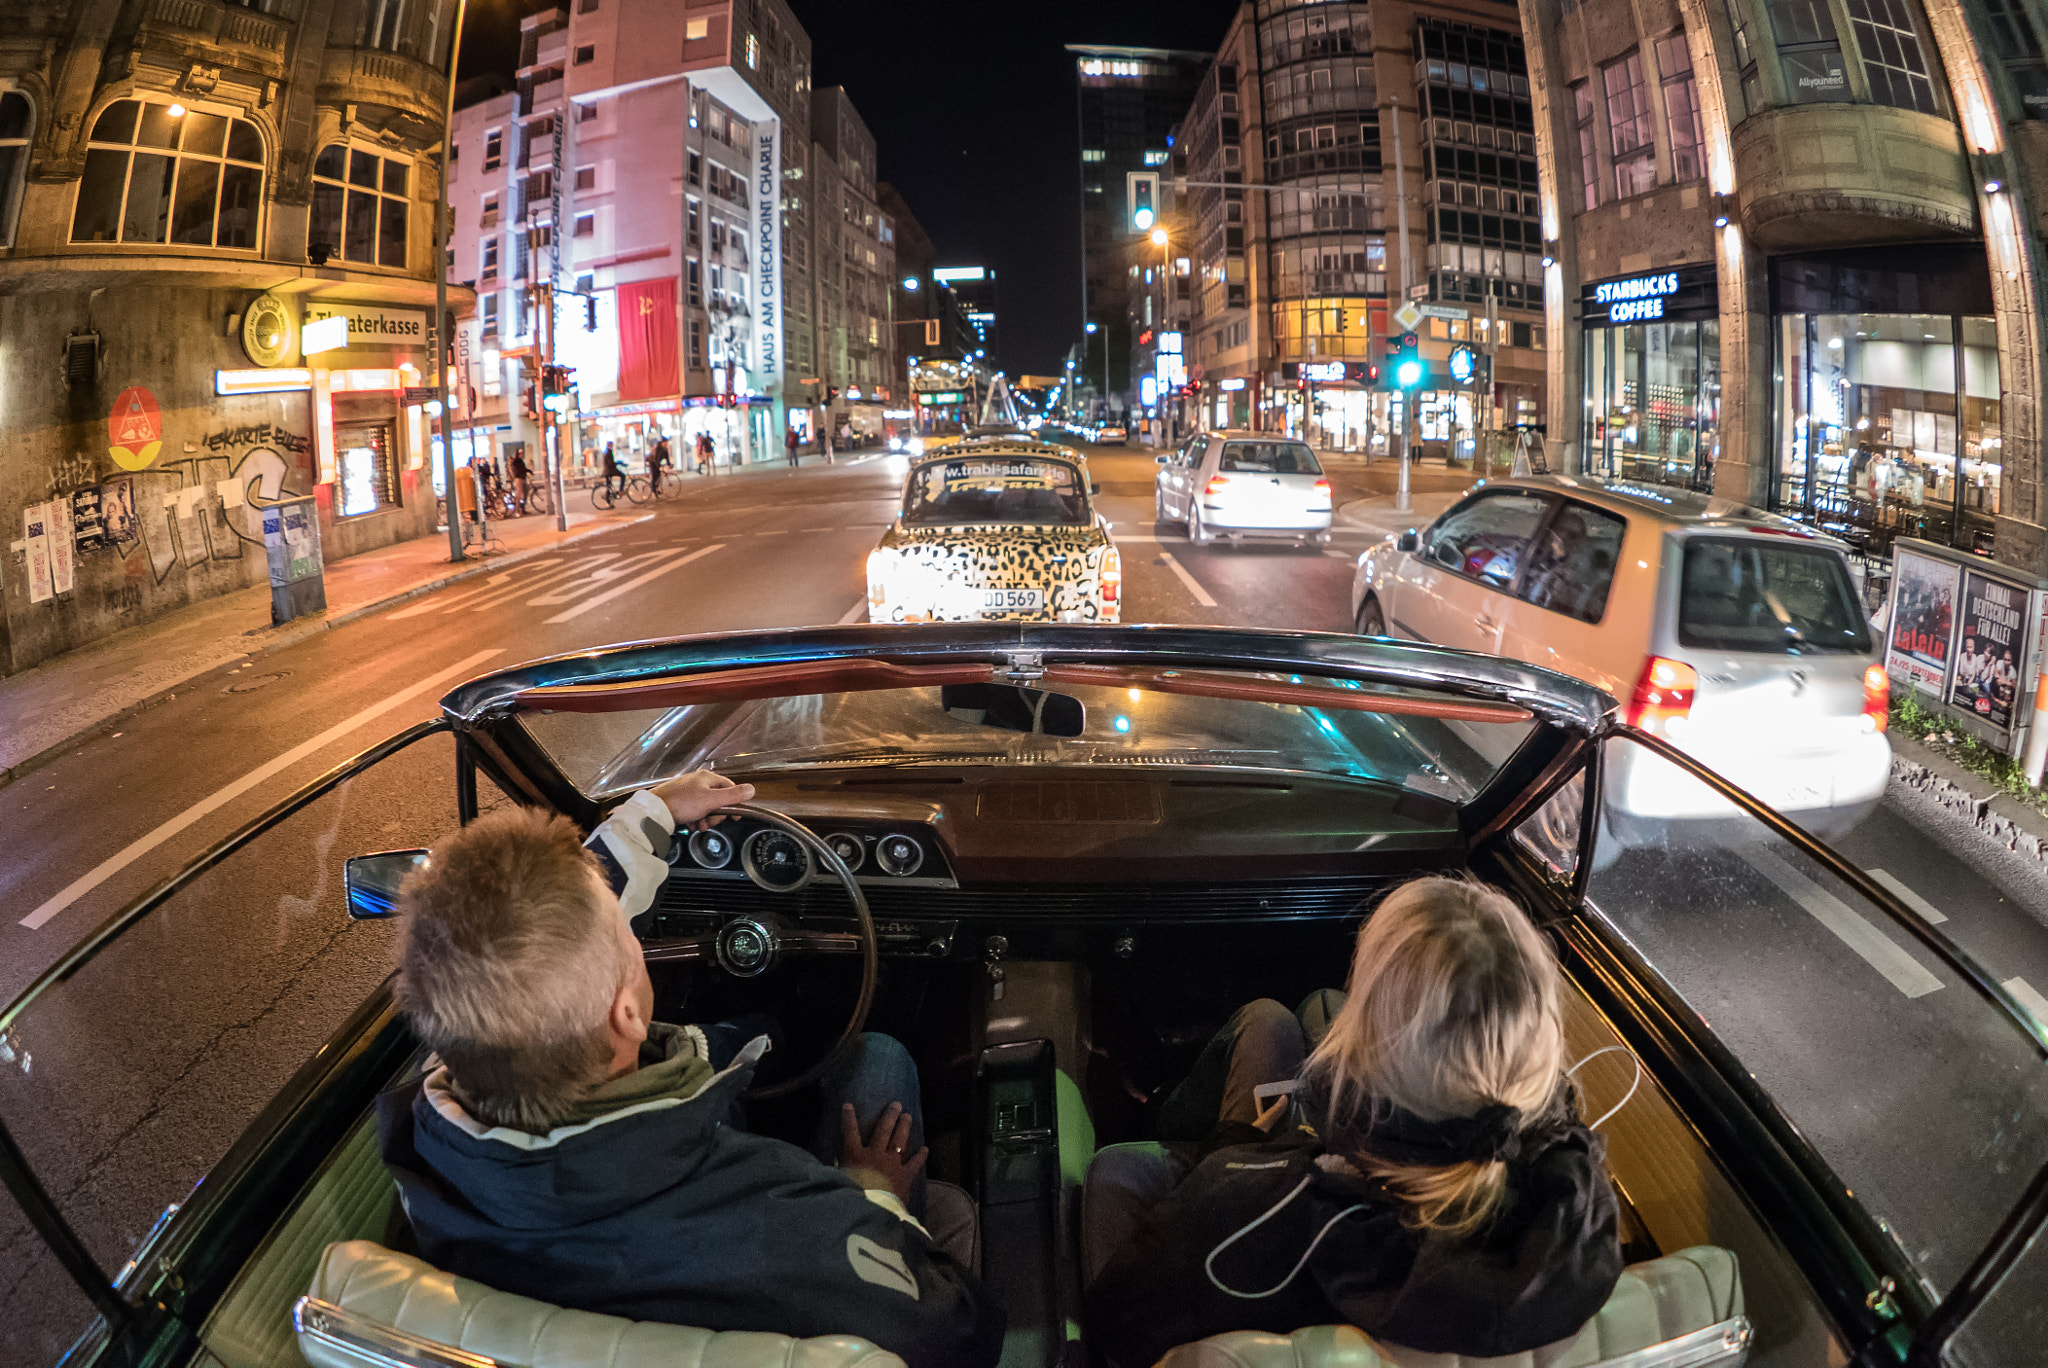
[521, 678, 1532, 802]
[903, 457, 1090, 527]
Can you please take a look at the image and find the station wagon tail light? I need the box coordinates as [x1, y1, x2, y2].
[1313, 478, 1332, 502]
[1205, 475, 1230, 496]
[1626, 656, 1696, 735]
[1100, 546, 1122, 604]
[1863, 663, 1890, 732]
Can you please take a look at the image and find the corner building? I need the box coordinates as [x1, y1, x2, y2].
[0, 0, 466, 676]
[1520, 0, 2048, 566]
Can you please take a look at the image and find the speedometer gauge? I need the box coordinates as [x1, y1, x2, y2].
[742, 828, 811, 891]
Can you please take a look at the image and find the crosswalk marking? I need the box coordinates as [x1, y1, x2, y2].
[526, 550, 680, 606]
[386, 556, 571, 620]
[1866, 869, 1948, 924]
[544, 544, 723, 624]
[1744, 846, 1943, 998]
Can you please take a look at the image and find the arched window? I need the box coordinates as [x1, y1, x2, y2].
[70, 99, 264, 247]
[309, 145, 410, 267]
[0, 92, 30, 246]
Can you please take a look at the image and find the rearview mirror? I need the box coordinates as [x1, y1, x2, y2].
[1396, 529, 1420, 553]
[940, 684, 1086, 738]
[345, 849, 430, 919]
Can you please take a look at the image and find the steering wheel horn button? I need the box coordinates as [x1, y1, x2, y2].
[716, 917, 778, 976]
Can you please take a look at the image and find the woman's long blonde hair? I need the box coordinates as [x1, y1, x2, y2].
[1303, 876, 1565, 1237]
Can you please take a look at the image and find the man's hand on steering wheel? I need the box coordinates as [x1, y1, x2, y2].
[654, 770, 755, 829]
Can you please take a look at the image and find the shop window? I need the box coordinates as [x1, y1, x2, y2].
[310, 145, 410, 267]
[1572, 83, 1598, 210]
[1845, 0, 1941, 114]
[0, 92, 31, 247]
[1765, 0, 1852, 101]
[1586, 319, 1718, 491]
[1520, 502, 1628, 623]
[71, 99, 265, 247]
[1602, 53, 1657, 198]
[335, 419, 399, 518]
[1657, 35, 1707, 182]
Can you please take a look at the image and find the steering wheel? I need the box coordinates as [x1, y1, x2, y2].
[635, 803, 877, 1101]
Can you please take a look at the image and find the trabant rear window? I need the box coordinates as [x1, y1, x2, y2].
[1679, 537, 1870, 654]
[1218, 441, 1322, 475]
[904, 458, 1089, 527]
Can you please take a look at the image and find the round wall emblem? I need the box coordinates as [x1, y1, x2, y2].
[242, 291, 297, 367]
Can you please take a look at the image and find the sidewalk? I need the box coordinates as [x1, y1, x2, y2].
[0, 501, 652, 787]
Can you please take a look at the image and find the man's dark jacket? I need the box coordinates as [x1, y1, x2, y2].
[377, 1037, 1005, 1368]
[1086, 1101, 1621, 1368]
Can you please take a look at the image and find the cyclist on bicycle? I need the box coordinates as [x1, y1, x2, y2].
[648, 437, 673, 496]
[602, 443, 626, 500]
[509, 449, 530, 514]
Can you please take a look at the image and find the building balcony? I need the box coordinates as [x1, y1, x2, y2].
[134, 0, 294, 80]
[321, 46, 447, 132]
[1732, 104, 1977, 250]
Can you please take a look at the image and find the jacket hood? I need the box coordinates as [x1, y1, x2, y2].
[398, 1033, 767, 1232]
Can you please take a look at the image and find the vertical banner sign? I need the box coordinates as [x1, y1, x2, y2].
[1886, 548, 1960, 695]
[109, 386, 163, 470]
[455, 319, 473, 416]
[1947, 571, 2026, 734]
[754, 119, 783, 391]
[48, 496, 75, 594]
[615, 278, 678, 402]
[23, 503, 54, 603]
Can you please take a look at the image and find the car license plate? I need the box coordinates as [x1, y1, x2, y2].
[982, 588, 1044, 613]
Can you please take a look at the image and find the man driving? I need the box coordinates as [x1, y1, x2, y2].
[378, 770, 1005, 1367]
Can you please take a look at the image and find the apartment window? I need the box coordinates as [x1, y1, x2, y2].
[688, 198, 700, 246]
[575, 165, 596, 191]
[579, 102, 599, 123]
[1846, 0, 1941, 113]
[1572, 83, 1598, 210]
[481, 237, 499, 276]
[532, 223, 553, 249]
[686, 17, 709, 40]
[484, 130, 501, 171]
[574, 44, 595, 64]
[360, 0, 407, 52]
[1081, 149, 1106, 162]
[72, 99, 265, 247]
[482, 294, 499, 334]
[578, 0, 597, 10]
[1602, 53, 1656, 198]
[688, 151, 701, 186]
[688, 317, 705, 369]
[687, 258, 701, 305]
[482, 193, 499, 218]
[0, 93, 34, 246]
[574, 212, 594, 236]
[1657, 36, 1707, 182]
[1767, 0, 1851, 101]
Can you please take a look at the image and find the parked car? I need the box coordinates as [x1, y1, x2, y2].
[1350, 475, 1890, 841]
[1094, 423, 1127, 445]
[1155, 429, 1335, 547]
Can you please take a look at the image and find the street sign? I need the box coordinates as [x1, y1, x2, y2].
[1392, 301, 1422, 331]
[1406, 284, 1431, 300]
[1418, 303, 1470, 321]
[402, 386, 436, 406]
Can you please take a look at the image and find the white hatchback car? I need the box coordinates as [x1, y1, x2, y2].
[1155, 430, 1334, 546]
[1351, 476, 1890, 841]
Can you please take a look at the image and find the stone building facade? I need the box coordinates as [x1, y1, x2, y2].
[0, 0, 468, 676]
[808, 86, 897, 443]
[1521, 0, 2048, 567]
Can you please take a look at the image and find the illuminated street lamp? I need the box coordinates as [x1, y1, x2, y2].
[1149, 227, 1168, 247]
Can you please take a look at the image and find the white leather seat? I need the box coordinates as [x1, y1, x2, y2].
[295, 1240, 907, 1368]
[1155, 1246, 1750, 1368]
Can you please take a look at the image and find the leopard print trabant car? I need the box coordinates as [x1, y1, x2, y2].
[867, 443, 1123, 624]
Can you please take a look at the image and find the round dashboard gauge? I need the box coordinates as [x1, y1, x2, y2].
[824, 832, 865, 873]
[874, 833, 925, 878]
[688, 828, 735, 870]
[742, 828, 812, 891]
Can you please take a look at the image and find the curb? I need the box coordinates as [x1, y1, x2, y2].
[0, 512, 652, 793]
[1884, 729, 2048, 925]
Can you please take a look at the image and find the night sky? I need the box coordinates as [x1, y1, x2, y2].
[458, 0, 1244, 377]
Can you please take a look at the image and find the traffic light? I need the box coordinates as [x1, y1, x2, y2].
[1126, 171, 1159, 233]
[825, 385, 840, 405]
[584, 296, 598, 332]
[1394, 333, 1424, 391]
[540, 364, 574, 412]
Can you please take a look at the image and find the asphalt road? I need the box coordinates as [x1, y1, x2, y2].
[0, 438, 2044, 1359]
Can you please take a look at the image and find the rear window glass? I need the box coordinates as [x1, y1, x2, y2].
[1219, 441, 1322, 475]
[1680, 538, 1870, 654]
[903, 458, 1089, 527]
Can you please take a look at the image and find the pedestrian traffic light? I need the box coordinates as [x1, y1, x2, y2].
[1394, 333, 1424, 391]
[584, 296, 598, 332]
[1127, 171, 1159, 234]
[825, 385, 839, 405]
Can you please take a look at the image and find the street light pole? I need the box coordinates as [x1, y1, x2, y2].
[434, 0, 470, 563]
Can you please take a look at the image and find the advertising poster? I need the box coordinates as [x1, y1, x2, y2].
[23, 503, 54, 603]
[1887, 548, 1959, 695]
[48, 496, 74, 594]
[1947, 571, 2027, 734]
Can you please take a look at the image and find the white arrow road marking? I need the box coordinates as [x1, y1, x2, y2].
[19, 649, 505, 931]
[544, 545, 723, 624]
[1157, 551, 1218, 607]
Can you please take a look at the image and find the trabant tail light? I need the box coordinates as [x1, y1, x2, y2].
[1626, 655, 1696, 735]
[1205, 475, 1230, 496]
[1313, 478, 1331, 495]
[1100, 546, 1122, 604]
[1863, 663, 1890, 733]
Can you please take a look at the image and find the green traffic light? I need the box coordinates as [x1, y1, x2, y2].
[1396, 359, 1423, 389]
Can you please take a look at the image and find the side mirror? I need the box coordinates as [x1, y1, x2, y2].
[1090, 482, 1102, 495]
[1396, 529, 1421, 553]
[940, 683, 1086, 738]
[1155, 453, 1168, 465]
[345, 849, 430, 919]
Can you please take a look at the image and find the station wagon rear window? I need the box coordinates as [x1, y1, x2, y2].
[905, 458, 1089, 527]
[1218, 441, 1322, 475]
[1679, 538, 1870, 654]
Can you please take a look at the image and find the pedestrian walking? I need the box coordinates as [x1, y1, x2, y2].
[696, 432, 715, 477]
[785, 424, 801, 468]
[508, 448, 530, 515]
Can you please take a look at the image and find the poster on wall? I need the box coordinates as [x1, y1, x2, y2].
[1946, 571, 2027, 734]
[48, 496, 75, 595]
[1886, 548, 1959, 695]
[23, 503, 55, 603]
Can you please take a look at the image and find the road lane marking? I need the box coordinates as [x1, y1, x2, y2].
[755, 529, 790, 536]
[525, 550, 680, 606]
[460, 556, 627, 613]
[18, 649, 505, 931]
[1743, 846, 1944, 998]
[2002, 977, 2048, 1028]
[838, 599, 870, 624]
[544, 544, 722, 623]
[1115, 533, 1165, 543]
[385, 557, 574, 619]
[1157, 551, 1218, 607]
[1322, 549, 1353, 560]
[1867, 869, 1948, 924]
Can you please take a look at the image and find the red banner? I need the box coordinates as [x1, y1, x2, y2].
[616, 278, 677, 403]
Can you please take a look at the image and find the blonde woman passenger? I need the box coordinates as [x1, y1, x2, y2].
[1083, 876, 1623, 1366]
